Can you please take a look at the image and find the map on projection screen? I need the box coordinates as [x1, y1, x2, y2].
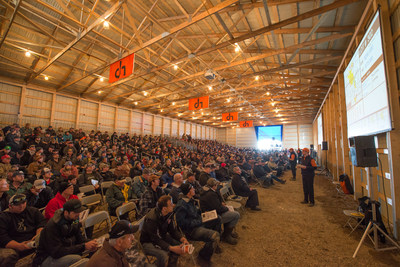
[344, 10, 392, 138]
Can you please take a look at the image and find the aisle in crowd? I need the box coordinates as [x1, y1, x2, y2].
[0, 123, 304, 267]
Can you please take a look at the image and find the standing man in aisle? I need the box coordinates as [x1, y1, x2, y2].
[297, 148, 317, 207]
[289, 148, 297, 181]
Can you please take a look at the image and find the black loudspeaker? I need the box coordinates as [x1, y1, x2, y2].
[349, 136, 378, 167]
[322, 141, 328, 150]
[310, 144, 314, 150]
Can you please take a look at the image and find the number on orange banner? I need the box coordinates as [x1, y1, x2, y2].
[109, 53, 135, 83]
[189, 96, 209, 110]
[222, 112, 238, 121]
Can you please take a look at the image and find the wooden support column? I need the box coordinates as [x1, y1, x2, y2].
[18, 85, 26, 125]
[161, 117, 165, 136]
[152, 115, 155, 135]
[96, 103, 101, 131]
[49, 93, 56, 126]
[141, 112, 144, 135]
[337, 73, 351, 178]
[129, 110, 133, 136]
[170, 119, 172, 137]
[114, 106, 118, 133]
[331, 85, 339, 180]
[375, 0, 400, 238]
[75, 98, 81, 129]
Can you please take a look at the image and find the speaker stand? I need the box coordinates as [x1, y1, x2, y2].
[353, 201, 400, 258]
[318, 150, 330, 176]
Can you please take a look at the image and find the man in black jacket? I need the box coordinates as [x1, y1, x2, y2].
[199, 163, 213, 186]
[34, 199, 98, 267]
[231, 167, 261, 211]
[200, 178, 240, 245]
[140, 195, 189, 267]
[26, 179, 54, 209]
[0, 194, 46, 266]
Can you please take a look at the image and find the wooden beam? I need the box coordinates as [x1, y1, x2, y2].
[28, 0, 124, 82]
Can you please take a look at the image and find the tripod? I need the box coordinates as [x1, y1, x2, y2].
[318, 149, 330, 176]
[353, 201, 400, 258]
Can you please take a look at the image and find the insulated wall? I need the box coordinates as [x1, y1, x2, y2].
[0, 82, 20, 125]
[0, 81, 216, 140]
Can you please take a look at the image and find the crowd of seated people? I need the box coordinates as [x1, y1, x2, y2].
[0, 122, 299, 266]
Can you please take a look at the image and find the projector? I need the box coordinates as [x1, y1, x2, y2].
[205, 69, 215, 80]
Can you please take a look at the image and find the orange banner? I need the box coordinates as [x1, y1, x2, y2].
[240, 121, 253, 127]
[222, 112, 238, 122]
[109, 53, 135, 83]
[189, 96, 209, 110]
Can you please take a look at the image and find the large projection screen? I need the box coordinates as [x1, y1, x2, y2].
[344, 10, 392, 138]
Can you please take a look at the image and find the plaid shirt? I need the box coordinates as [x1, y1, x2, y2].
[138, 186, 164, 217]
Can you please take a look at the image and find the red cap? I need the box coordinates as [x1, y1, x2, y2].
[302, 148, 310, 153]
[221, 163, 226, 168]
[1, 155, 10, 160]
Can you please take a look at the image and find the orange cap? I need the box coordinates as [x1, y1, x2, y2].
[302, 148, 310, 153]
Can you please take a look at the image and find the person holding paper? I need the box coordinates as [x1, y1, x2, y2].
[175, 183, 220, 265]
[200, 178, 240, 245]
[140, 195, 188, 267]
[34, 199, 98, 267]
[0, 194, 46, 266]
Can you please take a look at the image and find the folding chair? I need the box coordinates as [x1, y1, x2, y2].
[81, 194, 102, 212]
[343, 210, 365, 235]
[116, 202, 138, 221]
[82, 211, 112, 239]
[79, 185, 96, 196]
[69, 258, 89, 267]
[220, 185, 242, 211]
[226, 183, 248, 208]
[100, 181, 114, 202]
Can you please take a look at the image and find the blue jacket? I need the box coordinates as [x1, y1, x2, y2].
[175, 197, 202, 233]
[161, 173, 173, 187]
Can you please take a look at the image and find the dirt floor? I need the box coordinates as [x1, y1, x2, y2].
[182, 170, 400, 267]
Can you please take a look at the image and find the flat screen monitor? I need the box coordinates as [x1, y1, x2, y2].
[343, 10, 392, 138]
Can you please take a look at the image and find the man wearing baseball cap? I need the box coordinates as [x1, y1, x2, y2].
[175, 183, 220, 264]
[34, 199, 98, 267]
[297, 148, 317, 207]
[44, 182, 78, 220]
[0, 194, 46, 266]
[0, 154, 12, 179]
[87, 220, 146, 267]
[8, 171, 32, 197]
[106, 176, 136, 219]
[26, 179, 54, 209]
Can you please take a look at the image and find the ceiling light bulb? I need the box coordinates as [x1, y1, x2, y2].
[25, 51, 31, 57]
[267, 92, 270, 96]
[192, 111, 195, 114]
[227, 99, 231, 103]
[172, 102, 176, 106]
[44, 76, 49, 80]
[213, 117, 216, 119]
[97, 90, 102, 94]
[160, 109, 163, 112]
[208, 86, 212, 91]
[134, 102, 138, 105]
[271, 102, 275, 106]
[143, 91, 148, 96]
[255, 76, 259, 81]
[275, 110, 278, 113]
[239, 108, 243, 111]
[103, 21, 110, 29]
[248, 114, 251, 117]
[99, 77, 104, 82]
[234, 46, 240, 53]
[173, 65, 178, 70]
[201, 112, 204, 115]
